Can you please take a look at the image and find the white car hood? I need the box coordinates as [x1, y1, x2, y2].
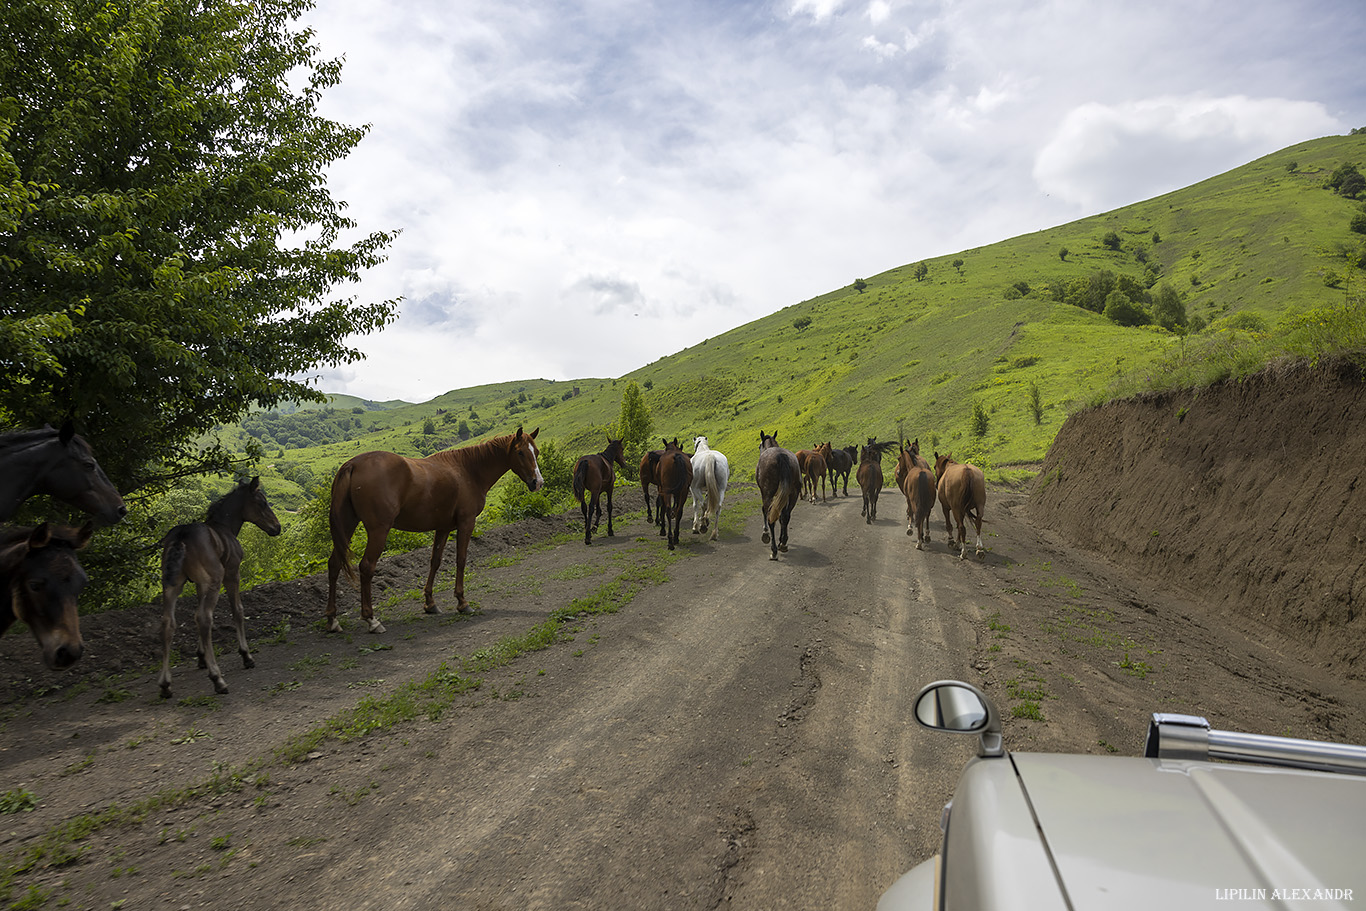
[1013, 753, 1366, 910]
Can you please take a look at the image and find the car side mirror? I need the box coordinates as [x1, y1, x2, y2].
[913, 680, 1005, 758]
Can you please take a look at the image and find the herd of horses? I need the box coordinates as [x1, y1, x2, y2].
[2, 420, 985, 696]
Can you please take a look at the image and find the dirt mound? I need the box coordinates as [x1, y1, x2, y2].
[1030, 357, 1366, 674]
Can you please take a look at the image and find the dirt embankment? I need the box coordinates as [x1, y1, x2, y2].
[1030, 358, 1366, 673]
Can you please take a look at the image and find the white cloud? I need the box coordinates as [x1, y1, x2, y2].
[1034, 95, 1344, 211]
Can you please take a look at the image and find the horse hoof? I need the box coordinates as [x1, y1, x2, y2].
[457, 604, 475, 615]
[326, 617, 342, 633]
[214, 680, 229, 695]
[159, 685, 172, 700]
[242, 654, 255, 669]
[425, 604, 442, 615]
[368, 619, 386, 634]
[916, 541, 924, 551]
[762, 532, 771, 544]
[778, 543, 788, 553]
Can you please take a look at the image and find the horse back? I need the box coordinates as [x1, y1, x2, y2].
[335, 450, 467, 527]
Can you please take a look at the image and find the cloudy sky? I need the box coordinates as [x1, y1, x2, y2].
[300, 0, 1365, 403]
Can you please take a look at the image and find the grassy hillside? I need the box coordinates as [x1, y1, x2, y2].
[228, 134, 1365, 506]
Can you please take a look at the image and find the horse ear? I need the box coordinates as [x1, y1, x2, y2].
[249, 476, 261, 490]
[28, 523, 53, 549]
[530, 427, 539, 439]
[59, 419, 76, 445]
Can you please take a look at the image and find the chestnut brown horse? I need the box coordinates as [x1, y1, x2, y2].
[899, 460, 937, 551]
[756, 431, 801, 560]
[0, 522, 93, 670]
[654, 438, 693, 551]
[157, 477, 281, 698]
[819, 443, 855, 497]
[934, 452, 987, 560]
[0, 421, 126, 524]
[327, 428, 544, 633]
[573, 438, 626, 545]
[893, 438, 931, 492]
[857, 440, 898, 524]
[796, 447, 828, 503]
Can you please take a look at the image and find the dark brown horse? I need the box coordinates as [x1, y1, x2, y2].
[639, 447, 666, 523]
[654, 438, 693, 551]
[796, 446, 828, 503]
[934, 452, 987, 560]
[157, 477, 281, 698]
[756, 431, 801, 560]
[857, 440, 897, 524]
[327, 428, 544, 632]
[0, 421, 126, 524]
[819, 443, 855, 497]
[573, 438, 626, 545]
[0, 522, 93, 670]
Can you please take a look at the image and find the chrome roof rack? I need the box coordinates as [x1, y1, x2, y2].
[1144, 713, 1366, 776]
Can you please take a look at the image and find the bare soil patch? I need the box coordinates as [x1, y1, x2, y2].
[4, 391, 1366, 909]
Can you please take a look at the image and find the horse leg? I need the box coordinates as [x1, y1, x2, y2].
[224, 569, 254, 670]
[778, 503, 792, 554]
[326, 514, 360, 633]
[423, 530, 451, 621]
[605, 488, 616, 537]
[972, 511, 985, 559]
[356, 526, 390, 633]
[452, 524, 475, 613]
[580, 493, 593, 545]
[194, 583, 230, 695]
[157, 582, 184, 699]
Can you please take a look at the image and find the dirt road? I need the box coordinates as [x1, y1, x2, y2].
[4, 480, 1365, 910]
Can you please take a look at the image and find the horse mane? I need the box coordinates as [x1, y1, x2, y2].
[437, 432, 520, 466]
[0, 427, 57, 456]
[204, 483, 248, 526]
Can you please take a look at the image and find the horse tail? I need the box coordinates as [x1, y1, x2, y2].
[766, 455, 797, 525]
[958, 472, 984, 523]
[329, 463, 358, 583]
[705, 458, 723, 517]
[573, 457, 589, 502]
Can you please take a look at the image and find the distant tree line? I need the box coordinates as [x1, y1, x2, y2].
[242, 408, 373, 450]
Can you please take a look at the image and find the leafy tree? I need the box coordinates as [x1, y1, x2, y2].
[1327, 162, 1364, 198]
[1351, 212, 1366, 235]
[852, 278, 868, 293]
[1101, 230, 1122, 251]
[612, 381, 654, 469]
[970, 401, 988, 438]
[913, 261, 928, 281]
[0, 0, 398, 492]
[1151, 284, 1187, 331]
[1103, 290, 1151, 327]
[792, 316, 812, 331]
[951, 258, 964, 275]
[1028, 383, 1043, 425]
[1058, 247, 1069, 262]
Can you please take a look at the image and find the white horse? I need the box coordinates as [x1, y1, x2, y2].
[690, 436, 730, 542]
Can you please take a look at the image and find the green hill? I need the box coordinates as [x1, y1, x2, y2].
[235, 134, 1366, 495]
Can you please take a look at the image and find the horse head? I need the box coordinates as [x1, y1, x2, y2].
[36, 422, 127, 525]
[759, 431, 779, 451]
[694, 436, 709, 454]
[934, 451, 952, 476]
[605, 437, 627, 468]
[510, 427, 545, 492]
[243, 476, 283, 536]
[1, 522, 93, 670]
